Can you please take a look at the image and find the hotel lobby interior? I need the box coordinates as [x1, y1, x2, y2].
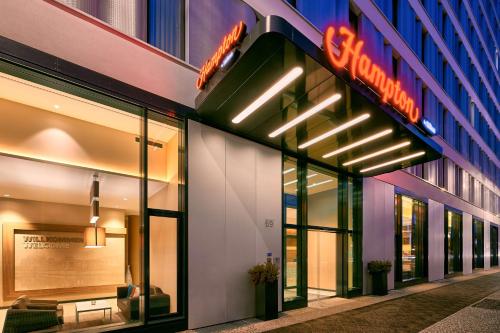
[0, 68, 182, 331]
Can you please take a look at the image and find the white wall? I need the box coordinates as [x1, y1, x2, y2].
[428, 200, 444, 281]
[187, 120, 281, 329]
[362, 178, 395, 294]
[484, 220, 491, 270]
[462, 213, 473, 274]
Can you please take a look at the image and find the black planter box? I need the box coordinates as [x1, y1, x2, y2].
[371, 271, 388, 295]
[255, 280, 278, 320]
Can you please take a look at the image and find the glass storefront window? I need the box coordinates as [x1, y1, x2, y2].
[0, 64, 144, 331]
[0, 59, 185, 330]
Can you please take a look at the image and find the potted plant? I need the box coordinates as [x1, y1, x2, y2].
[367, 260, 392, 296]
[248, 261, 279, 320]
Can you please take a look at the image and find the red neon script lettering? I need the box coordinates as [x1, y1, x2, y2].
[196, 21, 246, 90]
[323, 26, 420, 123]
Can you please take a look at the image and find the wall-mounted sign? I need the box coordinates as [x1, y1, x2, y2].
[23, 235, 83, 249]
[196, 21, 246, 90]
[323, 26, 421, 123]
[421, 118, 437, 135]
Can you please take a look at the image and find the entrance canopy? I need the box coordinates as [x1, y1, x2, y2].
[195, 16, 441, 177]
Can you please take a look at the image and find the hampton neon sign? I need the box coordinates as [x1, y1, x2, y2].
[196, 21, 246, 90]
[323, 26, 420, 123]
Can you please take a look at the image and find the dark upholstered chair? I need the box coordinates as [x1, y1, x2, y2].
[117, 286, 170, 320]
[3, 298, 63, 333]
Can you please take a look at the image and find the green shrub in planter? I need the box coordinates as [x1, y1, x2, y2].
[367, 260, 392, 296]
[249, 262, 279, 320]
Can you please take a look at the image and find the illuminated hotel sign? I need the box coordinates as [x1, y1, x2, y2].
[421, 118, 437, 135]
[196, 21, 246, 90]
[323, 26, 420, 123]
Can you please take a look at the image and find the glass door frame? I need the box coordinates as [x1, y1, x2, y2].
[282, 156, 362, 311]
[444, 207, 463, 275]
[394, 193, 428, 286]
[491, 225, 499, 267]
[142, 109, 187, 328]
[472, 218, 484, 269]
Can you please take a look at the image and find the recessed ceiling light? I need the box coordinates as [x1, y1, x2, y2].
[342, 141, 411, 166]
[284, 179, 298, 186]
[283, 167, 295, 175]
[232, 66, 303, 124]
[123, 198, 128, 201]
[3, 194, 10, 197]
[322, 129, 393, 158]
[360, 151, 425, 173]
[53, 104, 60, 109]
[307, 179, 333, 189]
[298, 113, 370, 149]
[268, 93, 342, 138]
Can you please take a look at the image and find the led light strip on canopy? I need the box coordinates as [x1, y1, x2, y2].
[323, 129, 392, 158]
[342, 141, 411, 166]
[284, 179, 298, 186]
[360, 151, 425, 173]
[283, 167, 295, 175]
[307, 179, 333, 189]
[298, 113, 370, 149]
[268, 93, 342, 138]
[232, 66, 303, 124]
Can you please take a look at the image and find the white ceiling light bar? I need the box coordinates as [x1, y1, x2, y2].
[307, 179, 333, 189]
[342, 141, 411, 166]
[323, 129, 393, 158]
[283, 167, 295, 175]
[284, 179, 298, 186]
[307, 173, 318, 179]
[268, 93, 341, 138]
[360, 151, 425, 173]
[232, 66, 304, 124]
[298, 113, 370, 149]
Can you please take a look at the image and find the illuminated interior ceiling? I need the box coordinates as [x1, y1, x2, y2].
[196, 16, 442, 177]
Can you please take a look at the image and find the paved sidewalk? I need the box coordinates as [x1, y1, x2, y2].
[422, 289, 500, 333]
[186, 268, 500, 333]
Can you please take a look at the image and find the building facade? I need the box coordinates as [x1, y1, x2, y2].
[0, 0, 498, 332]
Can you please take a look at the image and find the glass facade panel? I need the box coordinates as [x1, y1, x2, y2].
[147, 112, 183, 211]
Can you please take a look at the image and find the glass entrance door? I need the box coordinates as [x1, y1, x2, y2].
[395, 194, 427, 283]
[472, 219, 484, 269]
[491, 225, 499, 267]
[307, 230, 338, 300]
[444, 210, 462, 275]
